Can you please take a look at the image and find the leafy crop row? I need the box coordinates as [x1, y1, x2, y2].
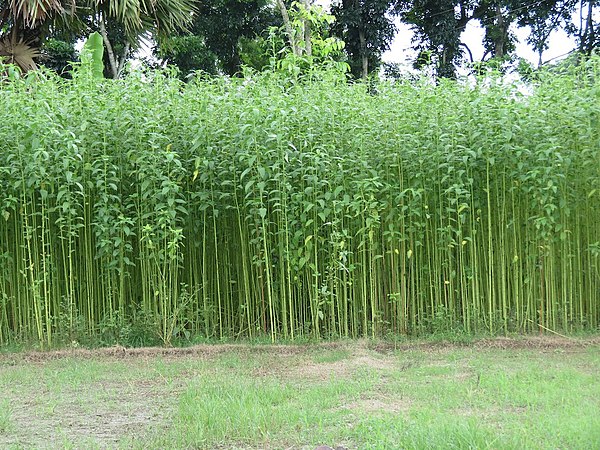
[0, 62, 599, 345]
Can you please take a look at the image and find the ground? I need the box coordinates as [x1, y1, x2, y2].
[0, 337, 599, 449]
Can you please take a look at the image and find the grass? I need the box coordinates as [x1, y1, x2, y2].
[0, 399, 12, 435]
[0, 338, 599, 449]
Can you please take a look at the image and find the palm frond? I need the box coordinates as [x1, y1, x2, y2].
[0, 37, 40, 70]
[143, 0, 195, 35]
[104, 0, 142, 32]
[8, 0, 64, 27]
[95, 0, 194, 36]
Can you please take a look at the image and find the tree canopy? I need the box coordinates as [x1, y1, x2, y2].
[397, 0, 598, 77]
[1, 0, 598, 78]
[0, 0, 195, 75]
[155, 0, 279, 77]
[330, 0, 398, 78]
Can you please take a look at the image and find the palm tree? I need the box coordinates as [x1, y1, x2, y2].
[0, 0, 61, 70]
[0, 0, 196, 75]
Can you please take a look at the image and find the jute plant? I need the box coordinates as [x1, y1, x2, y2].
[0, 59, 599, 346]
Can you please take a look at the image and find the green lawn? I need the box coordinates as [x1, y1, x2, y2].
[1, 338, 599, 449]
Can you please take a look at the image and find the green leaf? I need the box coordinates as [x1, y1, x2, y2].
[81, 32, 105, 80]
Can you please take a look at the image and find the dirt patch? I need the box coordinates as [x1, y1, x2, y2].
[0, 342, 348, 365]
[1, 336, 598, 448]
[453, 404, 529, 421]
[342, 397, 412, 415]
[352, 353, 395, 371]
[1, 336, 598, 365]
[471, 335, 600, 349]
[370, 335, 600, 354]
[278, 359, 353, 381]
[0, 374, 174, 449]
[256, 347, 397, 382]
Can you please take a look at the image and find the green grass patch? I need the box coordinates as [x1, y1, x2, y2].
[0, 399, 13, 435]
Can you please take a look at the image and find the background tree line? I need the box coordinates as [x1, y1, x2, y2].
[0, 0, 598, 79]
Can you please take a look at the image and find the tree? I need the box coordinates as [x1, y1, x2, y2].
[516, 0, 577, 66]
[396, 0, 491, 78]
[396, 0, 586, 78]
[156, 0, 279, 77]
[40, 37, 78, 77]
[276, 0, 319, 58]
[574, 0, 599, 55]
[479, 1, 516, 62]
[0, 0, 196, 76]
[0, 0, 63, 70]
[37, 12, 137, 79]
[273, 1, 348, 72]
[330, 0, 397, 78]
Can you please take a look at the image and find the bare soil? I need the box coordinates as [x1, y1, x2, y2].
[2, 335, 597, 364]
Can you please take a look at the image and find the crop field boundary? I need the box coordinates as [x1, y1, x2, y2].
[3, 335, 599, 363]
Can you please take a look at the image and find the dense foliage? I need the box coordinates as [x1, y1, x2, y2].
[155, 0, 280, 77]
[2, 0, 598, 80]
[0, 60, 599, 346]
[0, 0, 195, 77]
[330, 0, 398, 78]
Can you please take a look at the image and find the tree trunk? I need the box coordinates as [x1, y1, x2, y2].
[460, 43, 474, 63]
[580, 0, 596, 54]
[117, 41, 130, 78]
[355, 0, 367, 78]
[303, 2, 312, 57]
[359, 27, 368, 77]
[277, 0, 300, 56]
[494, 5, 505, 58]
[99, 19, 118, 79]
[438, 44, 457, 79]
[0, 4, 11, 30]
[99, 18, 130, 79]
